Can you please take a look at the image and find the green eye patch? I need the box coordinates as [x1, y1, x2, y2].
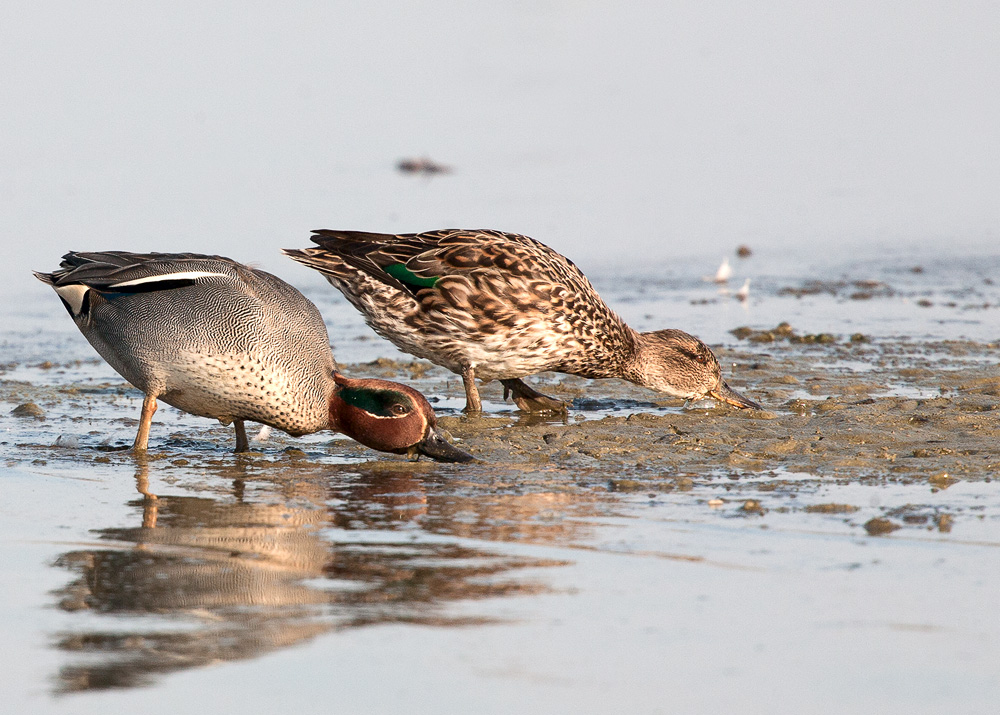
[338, 387, 413, 417]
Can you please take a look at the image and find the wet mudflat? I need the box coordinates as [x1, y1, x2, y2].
[5, 1, 1000, 710]
[3, 265, 1000, 714]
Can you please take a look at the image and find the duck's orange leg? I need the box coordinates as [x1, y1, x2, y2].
[133, 394, 157, 452]
[234, 419, 249, 453]
[461, 365, 483, 413]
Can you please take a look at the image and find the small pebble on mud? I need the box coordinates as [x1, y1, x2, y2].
[608, 479, 648, 492]
[11, 403, 45, 420]
[928, 473, 957, 489]
[804, 503, 859, 514]
[863, 518, 901, 536]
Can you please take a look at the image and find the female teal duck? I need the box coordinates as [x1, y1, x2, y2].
[284, 229, 761, 413]
[34, 251, 472, 461]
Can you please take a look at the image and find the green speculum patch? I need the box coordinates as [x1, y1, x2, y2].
[337, 387, 412, 417]
[385, 263, 440, 289]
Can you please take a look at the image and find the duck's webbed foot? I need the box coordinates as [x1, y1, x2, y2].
[500, 378, 568, 413]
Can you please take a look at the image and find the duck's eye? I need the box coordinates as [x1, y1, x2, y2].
[390, 403, 410, 416]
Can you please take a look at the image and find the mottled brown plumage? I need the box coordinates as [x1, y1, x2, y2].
[284, 229, 760, 413]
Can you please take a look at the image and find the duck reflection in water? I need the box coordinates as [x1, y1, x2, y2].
[50, 460, 567, 693]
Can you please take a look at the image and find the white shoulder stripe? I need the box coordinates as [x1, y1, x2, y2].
[111, 270, 229, 289]
[53, 284, 90, 316]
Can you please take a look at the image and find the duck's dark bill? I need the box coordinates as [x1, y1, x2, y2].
[708, 381, 762, 410]
[414, 425, 475, 463]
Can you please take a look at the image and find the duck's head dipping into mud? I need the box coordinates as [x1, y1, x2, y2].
[627, 329, 762, 410]
[329, 373, 474, 463]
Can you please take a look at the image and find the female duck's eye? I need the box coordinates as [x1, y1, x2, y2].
[390, 403, 410, 416]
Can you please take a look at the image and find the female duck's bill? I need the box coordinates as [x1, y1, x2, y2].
[707, 380, 762, 411]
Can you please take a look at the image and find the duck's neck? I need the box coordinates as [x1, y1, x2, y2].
[562, 320, 642, 380]
[327, 388, 345, 432]
[619, 328, 659, 386]
[327, 382, 379, 433]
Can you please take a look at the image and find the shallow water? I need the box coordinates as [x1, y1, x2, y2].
[5, 1, 1000, 713]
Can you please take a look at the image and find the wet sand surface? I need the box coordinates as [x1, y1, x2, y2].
[7, 334, 998, 543]
[3, 263, 1000, 714]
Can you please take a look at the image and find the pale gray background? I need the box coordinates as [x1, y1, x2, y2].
[3, 0, 998, 296]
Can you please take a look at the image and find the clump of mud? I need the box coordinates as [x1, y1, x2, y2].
[778, 279, 894, 300]
[730, 322, 860, 345]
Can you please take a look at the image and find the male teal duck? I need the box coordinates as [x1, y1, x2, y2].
[284, 229, 761, 413]
[34, 251, 472, 461]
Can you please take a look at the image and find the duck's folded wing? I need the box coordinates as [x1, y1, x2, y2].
[296, 229, 543, 296]
[44, 252, 235, 292]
